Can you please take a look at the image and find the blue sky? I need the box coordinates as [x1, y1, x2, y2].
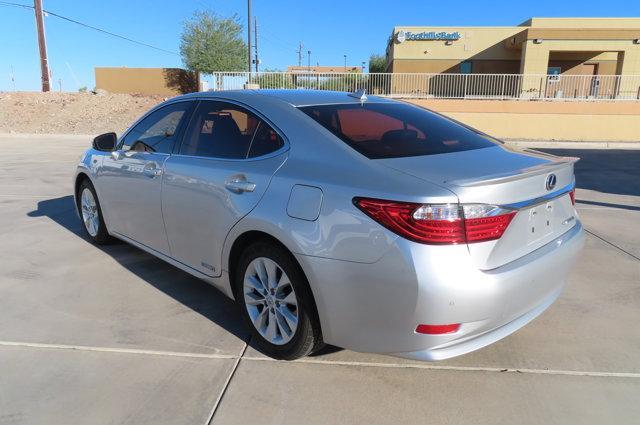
[1, 0, 639, 91]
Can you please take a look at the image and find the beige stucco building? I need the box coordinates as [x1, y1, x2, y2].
[95, 67, 199, 95]
[387, 17, 640, 77]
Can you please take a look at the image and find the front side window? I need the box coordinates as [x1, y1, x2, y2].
[121, 102, 191, 154]
[299, 102, 498, 159]
[180, 101, 283, 159]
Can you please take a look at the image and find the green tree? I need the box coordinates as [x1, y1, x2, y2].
[368, 54, 387, 73]
[180, 11, 248, 73]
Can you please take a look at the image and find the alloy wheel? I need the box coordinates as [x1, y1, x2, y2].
[80, 188, 99, 237]
[243, 257, 299, 345]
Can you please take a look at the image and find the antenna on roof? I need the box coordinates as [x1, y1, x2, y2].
[348, 89, 367, 102]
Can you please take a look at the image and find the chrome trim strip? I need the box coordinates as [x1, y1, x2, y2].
[502, 182, 575, 210]
[170, 148, 288, 162]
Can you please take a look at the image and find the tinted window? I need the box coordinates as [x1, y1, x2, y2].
[299, 103, 498, 159]
[247, 121, 284, 158]
[180, 101, 283, 159]
[121, 102, 190, 154]
[180, 101, 260, 159]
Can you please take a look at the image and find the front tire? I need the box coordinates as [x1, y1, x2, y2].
[77, 179, 110, 244]
[235, 241, 323, 360]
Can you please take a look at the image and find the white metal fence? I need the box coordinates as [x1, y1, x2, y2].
[203, 72, 640, 101]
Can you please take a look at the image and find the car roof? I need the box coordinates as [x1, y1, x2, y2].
[175, 89, 394, 107]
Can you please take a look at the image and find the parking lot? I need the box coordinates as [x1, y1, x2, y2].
[0, 135, 638, 424]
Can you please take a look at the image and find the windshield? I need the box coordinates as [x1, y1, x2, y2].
[299, 102, 499, 159]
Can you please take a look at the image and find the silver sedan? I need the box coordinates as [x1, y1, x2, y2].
[74, 90, 584, 360]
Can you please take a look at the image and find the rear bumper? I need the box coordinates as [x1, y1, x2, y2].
[389, 284, 561, 361]
[297, 221, 585, 360]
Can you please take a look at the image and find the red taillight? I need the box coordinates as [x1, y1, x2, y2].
[464, 213, 516, 243]
[569, 189, 576, 205]
[354, 198, 516, 245]
[354, 198, 465, 244]
[416, 323, 461, 334]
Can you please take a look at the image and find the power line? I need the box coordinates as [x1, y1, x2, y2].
[260, 34, 295, 54]
[43, 9, 179, 55]
[0, 1, 179, 55]
[260, 26, 297, 49]
[0, 1, 32, 9]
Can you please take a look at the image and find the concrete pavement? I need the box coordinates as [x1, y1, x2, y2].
[0, 135, 638, 424]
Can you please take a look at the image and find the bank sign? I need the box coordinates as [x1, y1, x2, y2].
[396, 30, 461, 43]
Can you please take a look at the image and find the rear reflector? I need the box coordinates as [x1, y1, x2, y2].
[416, 323, 460, 335]
[569, 189, 576, 205]
[354, 198, 516, 245]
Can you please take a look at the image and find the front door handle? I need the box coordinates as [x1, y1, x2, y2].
[143, 163, 163, 178]
[111, 150, 142, 160]
[225, 176, 256, 193]
[111, 150, 125, 160]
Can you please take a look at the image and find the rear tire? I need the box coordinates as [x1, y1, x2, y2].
[235, 241, 323, 360]
[77, 179, 111, 245]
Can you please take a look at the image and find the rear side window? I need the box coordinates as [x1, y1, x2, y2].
[180, 101, 259, 159]
[180, 101, 284, 159]
[299, 103, 497, 159]
[248, 122, 284, 158]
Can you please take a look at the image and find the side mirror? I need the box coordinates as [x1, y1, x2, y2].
[93, 132, 117, 151]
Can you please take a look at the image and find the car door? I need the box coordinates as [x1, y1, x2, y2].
[162, 100, 288, 276]
[97, 101, 194, 255]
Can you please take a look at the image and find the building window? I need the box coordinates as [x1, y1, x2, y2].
[548, 66, 561, 82]
[460, 61, 472, 74]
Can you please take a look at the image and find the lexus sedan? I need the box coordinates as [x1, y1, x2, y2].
[74, 89, 584, 360]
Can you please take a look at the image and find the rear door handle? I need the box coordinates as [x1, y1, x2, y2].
[225, 176, 256, 193]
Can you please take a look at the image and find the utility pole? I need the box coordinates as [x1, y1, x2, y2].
[10, 65, 16, 91]
[254, 17, 259, 73]
[296, 41, 304, 67]
[34, 0, 51, 92]
[247, 0, 252, 74]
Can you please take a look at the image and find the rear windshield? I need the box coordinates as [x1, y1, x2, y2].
[299, 102, 498, 159]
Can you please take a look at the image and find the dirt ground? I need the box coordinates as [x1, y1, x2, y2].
[0, 91, 167, 135]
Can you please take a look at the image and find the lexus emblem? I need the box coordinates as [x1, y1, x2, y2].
[545, 174, 557, 191]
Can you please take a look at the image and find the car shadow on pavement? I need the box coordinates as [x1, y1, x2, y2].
[27, 195, 250, 348]
[575, 199, 640, 212]
[27, 195, 343, 357]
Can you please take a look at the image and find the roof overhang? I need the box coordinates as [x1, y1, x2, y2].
[507, 28, 640, 49]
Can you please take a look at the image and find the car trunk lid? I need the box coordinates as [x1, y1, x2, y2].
[378, 145, 578, 269]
